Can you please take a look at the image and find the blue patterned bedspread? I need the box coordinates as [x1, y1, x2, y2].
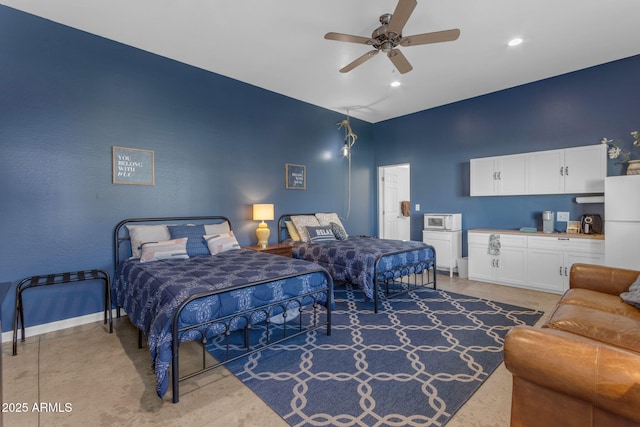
[291, 237, 435, 299]
[114, 249, 332, 398]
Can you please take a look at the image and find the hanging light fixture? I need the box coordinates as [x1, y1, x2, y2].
[341, 141, 350, 157]
[337, 112, 357, 157]
[336, 111, 358, 220]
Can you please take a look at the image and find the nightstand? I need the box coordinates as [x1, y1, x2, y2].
[244, 243, 293, 258]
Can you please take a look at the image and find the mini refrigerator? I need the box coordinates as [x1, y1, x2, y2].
[605, 175, 640, 270]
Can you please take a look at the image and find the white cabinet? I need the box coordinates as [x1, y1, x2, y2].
[526, 236, 605, 293]
[470, 144, 606, 196]
[526, 149, 564, 195]
[527, 145, 607, 195]
[468, 233, 527, 286]
[470, 154, 527, 196]
[468, 231, 604, 294]
[423, 230, 462, 277]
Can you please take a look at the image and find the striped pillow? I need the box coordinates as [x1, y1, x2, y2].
[139, 238, 189, 263]
[204, 231, 241, 255]
[168, 225, 209, 256]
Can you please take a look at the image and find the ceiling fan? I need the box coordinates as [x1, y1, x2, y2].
[324, 0, 460, 74]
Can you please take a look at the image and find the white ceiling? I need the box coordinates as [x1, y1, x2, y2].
[4, 0, 640, 123]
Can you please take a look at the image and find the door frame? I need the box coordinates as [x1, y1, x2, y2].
[377, 163, 411, 239]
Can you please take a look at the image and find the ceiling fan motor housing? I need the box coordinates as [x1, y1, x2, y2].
[372, 14, 402, 52]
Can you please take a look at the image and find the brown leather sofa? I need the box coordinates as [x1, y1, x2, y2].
[504, 263, 640, 427]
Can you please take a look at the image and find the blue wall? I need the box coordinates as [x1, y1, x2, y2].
[373, 55, 640, 245]
[0, 6, 373, 330]
[1, 5, 639, 331]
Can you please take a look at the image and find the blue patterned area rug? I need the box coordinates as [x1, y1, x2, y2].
[206, 285, 543, 427]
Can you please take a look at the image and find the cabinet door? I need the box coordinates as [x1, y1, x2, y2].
[468, 244, 494, 281]
[497, 154, 527, 195]
[470, 157, 497, 196]
[423, 231, 453, 269]
[528, 149, 564, 195]
[526, 248, 565, 293]
[564, 145, 606, 193]
[564, 251, 604, 272]
[494, 246, 527, 286]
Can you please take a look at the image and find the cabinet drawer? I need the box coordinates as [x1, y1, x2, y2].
[528, 236, 604, 253]
[468, 233, 527, 248]
[422, 231, 453, 243]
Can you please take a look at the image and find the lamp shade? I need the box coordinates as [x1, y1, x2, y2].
[253, 204, 274, 221]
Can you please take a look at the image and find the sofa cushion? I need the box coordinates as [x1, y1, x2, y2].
[544, 304, 640, 353]
[560, 288, 640, 320]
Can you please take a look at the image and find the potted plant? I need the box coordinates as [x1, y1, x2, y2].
[601, 131, 640, 175]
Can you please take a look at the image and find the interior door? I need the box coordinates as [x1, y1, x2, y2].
[379, 164, 410, 240]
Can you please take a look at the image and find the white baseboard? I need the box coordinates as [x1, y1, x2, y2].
[2, 309, 121, 344]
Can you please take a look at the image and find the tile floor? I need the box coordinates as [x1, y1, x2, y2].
[2, 274, 560, 426]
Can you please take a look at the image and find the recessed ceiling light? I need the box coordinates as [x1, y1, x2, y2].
[508, 38, 523, 47]
[390, 81, 401, 87]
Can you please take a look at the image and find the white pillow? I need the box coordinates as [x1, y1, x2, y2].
[126, 224, 171, 258]
[315, 213, 348, 238]
[204, 231, 241, 255]
[139, 238, 189, 263]
[285, 220, 301, 241]
[290, 215, 321, 242]
[204, 222, 231, 235]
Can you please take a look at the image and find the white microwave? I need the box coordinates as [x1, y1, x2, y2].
[424, 213, 462, 231]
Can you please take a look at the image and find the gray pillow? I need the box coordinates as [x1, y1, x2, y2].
[330, 222, 348, 240]
[620, 274, 640, 308]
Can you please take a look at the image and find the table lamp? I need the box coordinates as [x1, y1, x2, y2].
[253, 203, 274, 248]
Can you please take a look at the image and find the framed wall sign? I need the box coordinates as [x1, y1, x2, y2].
[285, 163, 306, 190]
[112, 146, 155, 185]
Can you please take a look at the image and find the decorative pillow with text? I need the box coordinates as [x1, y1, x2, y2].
[306, 226, 337, 242]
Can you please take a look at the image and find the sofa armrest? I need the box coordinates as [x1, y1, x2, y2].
[504, 325, 640, 423]
[569, 263, 639, 295]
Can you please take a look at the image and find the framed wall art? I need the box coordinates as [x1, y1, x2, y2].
[112, 146, 155, 185]
[285, 163, 306, 190]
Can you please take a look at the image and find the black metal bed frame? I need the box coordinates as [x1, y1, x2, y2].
[114, 216, 333, 403]
[277, 213, 436, 313]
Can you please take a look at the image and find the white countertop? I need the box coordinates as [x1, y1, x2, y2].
[468, 229, 605, 240]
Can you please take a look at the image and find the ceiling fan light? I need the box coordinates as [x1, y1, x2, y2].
[508, 37, 523, 47]
[390, 81, 401, 87]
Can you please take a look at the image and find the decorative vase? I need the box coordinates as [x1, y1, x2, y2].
[627, 160, 640, 175]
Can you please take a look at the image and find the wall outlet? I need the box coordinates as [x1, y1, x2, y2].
[557, 211, 570, 222]
[415, 204, 420, 212]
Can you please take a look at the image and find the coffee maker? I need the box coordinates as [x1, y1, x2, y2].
[542, 211, 554, 234]
[580, 214, 603, 234]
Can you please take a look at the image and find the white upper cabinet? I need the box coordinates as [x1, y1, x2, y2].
[471, 144, 606, 196]
[528, 145, 606, 195]
[470, 154, 527, 196]
[527, 149, 565, 194]
[564, 145, 607, 193]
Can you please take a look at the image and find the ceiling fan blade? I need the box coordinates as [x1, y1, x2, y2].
[339, 50, 379, 73]
[387, 0, 417, 35]
[387, 49, 413, 74]
[325, 32, 373, 45]
[400, 29, 461, 47]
